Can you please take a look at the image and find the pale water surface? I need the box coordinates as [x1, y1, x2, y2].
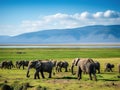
[0, 45, 120, 48]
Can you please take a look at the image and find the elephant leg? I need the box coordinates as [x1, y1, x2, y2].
[34, 71, 38, 79]
[9, 65, 11, 69]
[35, 72, 40, 79]
[18, 65, 21, 69]
[22, 65, 24, 69]
[77, 66, 82, 80]
[48, 72, 52, 78]
[110, 68, 113, 72]
[60, 67, 62, 72]
[98, 69, 100, 74]
[89, 73, 92, 80]
[56, 67, 58, 72]
[40, 71, 45, 78]
[59, 67, 62, 72]
[93, 73, 97, 81]
[37, 72, 40, 79]
[58, 67, 60, 72]
[8, 65, 10, 69]
[65, 67, 68, 72]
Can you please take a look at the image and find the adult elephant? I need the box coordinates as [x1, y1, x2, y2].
[94, 61, 100, 74]
[71, 58, 97, 81]
[56, 61, 69, 72]
[26, 60, 54, 79]
[104, 63, 114, 72]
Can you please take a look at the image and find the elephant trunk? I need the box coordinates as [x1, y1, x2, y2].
[71, 65, 74, 75]
[26, 66, 30, 78]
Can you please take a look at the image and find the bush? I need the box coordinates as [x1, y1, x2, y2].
[35, 85, 47, 90]
[0, 84, 12, 90]
[11, 82, 30, 90]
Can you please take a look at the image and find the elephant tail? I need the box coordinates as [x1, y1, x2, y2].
[71, 65, 75, 75]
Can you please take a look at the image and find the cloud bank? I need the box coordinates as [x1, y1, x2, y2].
[0, 10, 120, 36]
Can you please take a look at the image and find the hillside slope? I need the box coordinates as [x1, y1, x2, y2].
[0, 25, 120, 44]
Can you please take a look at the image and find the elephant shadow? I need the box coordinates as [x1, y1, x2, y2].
[99, 78, 119, 81]
[54, 76, 77, 79]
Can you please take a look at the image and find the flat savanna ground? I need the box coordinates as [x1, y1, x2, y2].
[0, 48, 120, 90]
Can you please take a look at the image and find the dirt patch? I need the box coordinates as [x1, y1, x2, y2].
[100, 82, 120, 88]
[47, 79, 71, 84]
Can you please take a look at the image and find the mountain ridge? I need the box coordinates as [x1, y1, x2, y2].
[0, 25, 120, 44]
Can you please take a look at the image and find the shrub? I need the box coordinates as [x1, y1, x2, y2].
[0, 84, 12, 90]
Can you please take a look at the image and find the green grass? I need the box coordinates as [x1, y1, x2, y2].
[0, 48, 120, 90]
[0, 48, 120, 61]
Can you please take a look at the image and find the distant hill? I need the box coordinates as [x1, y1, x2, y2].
[0, 25, 120, 44]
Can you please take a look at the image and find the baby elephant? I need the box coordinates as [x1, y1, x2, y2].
[56, 61, 69, 72]
[104, 63, 114, 72]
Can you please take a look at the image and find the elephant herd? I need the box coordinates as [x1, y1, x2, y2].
[26, 60, 69, 79]
[0, 61, 15, 69]
[0, 58, 120, 81]
[0, 60, 29, 70]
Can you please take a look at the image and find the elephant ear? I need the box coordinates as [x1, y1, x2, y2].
[35, 61, 41, 69]
[75, 58, 80, 66]
[111, 64, 114, 68]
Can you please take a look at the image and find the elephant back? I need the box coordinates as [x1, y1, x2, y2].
[41, 61, 53, 72]
[78, 58, 95, 73]
[85, 62, 96, 74]
[62, 61, 69, 68]
[72, 58, 80, 66]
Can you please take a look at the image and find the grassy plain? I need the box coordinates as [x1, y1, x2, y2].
[0, 48, 120, 90]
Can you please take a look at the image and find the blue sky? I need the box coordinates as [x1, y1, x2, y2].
[0, 0, 120, 36]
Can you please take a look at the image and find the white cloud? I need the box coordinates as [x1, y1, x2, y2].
[104, 10, 120, 18]
[80, 11, 92, 19]
[93, 10, 120, 18]
[93, 12, 104, 18]
[0, 10, 120, 36]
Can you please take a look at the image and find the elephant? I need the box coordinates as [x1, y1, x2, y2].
[104, 63, 114, 72]
[71, 58, 97, 81]
[16, 60, 29, 69]
[26, 60, 54, 79]
[118, 64, 120, 74]
[56, 61, 69, 72]
[1, 61, 14, 69]
[94, 61, 100, 74]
